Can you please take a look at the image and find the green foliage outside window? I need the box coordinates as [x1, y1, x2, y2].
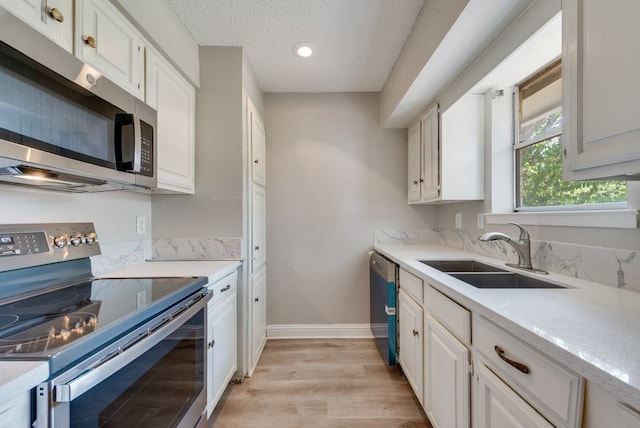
[517, 112, 627, 208]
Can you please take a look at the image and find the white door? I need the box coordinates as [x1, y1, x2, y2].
[0, 0, 72, 52]
[476, 363, 553, 428]
[76, 0, 144, 99]
[251, 186, 266, 273]
[563, 0, 640, 179]
[146, 48, 195, 193]
[250, 266, 267, 372]
[424, 314, 470, 428]
[249, 99, 266, 186]
[398, 289, 424, 405]
[210, 293, 237, 415]
[408, 120, 422, 203]
[420, 104, 440, 200]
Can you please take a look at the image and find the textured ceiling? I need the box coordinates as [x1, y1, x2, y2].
[166, 0, 424, 92]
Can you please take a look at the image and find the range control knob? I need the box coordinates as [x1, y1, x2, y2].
[84, 233, 97, 245]
[70, 234, 83, 246]
[53, 234, 69, 248]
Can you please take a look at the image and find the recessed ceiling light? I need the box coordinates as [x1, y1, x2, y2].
[293, 42, 313, 58]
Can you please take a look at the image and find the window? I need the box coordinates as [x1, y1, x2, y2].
[514, 59, 627, 210]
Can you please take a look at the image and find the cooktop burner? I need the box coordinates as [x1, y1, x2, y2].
[0, 277, 203, 358]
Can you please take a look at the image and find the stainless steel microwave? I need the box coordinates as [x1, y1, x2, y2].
[0, 13, 157, 192]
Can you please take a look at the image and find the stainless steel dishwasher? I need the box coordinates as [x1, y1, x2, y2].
[369, 251, 398, 365]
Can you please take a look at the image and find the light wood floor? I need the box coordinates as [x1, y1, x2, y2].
[209, 339, 432, 427]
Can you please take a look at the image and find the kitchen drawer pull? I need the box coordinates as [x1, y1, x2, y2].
[494, 345, 530, 374]
[412, 329, 419, 337]
[220, 284, 231, 293]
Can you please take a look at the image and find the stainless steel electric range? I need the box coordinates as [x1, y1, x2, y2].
[0, 223, 210, 428]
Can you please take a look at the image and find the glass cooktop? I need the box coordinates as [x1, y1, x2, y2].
[0, 277, 204, 356]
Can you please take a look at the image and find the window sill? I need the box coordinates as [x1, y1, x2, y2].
[484, 209, 639, 229]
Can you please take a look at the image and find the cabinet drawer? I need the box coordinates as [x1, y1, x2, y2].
[475, 316, 583, 428]
[425, 285, 470, 345]
[208, 271, 238, 307]
[399, 268, 423, 305]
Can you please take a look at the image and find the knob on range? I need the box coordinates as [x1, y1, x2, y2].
[70, 234, 83, 246]
[52, 232, 98, 247]
[53, 234, 69, 248]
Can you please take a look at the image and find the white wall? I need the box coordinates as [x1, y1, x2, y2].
[0, 185, 151, 245]
[152, 47, 244, 239]
[265, 92, 438, 326]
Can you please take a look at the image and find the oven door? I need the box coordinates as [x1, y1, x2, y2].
[37, 294, 209, 428]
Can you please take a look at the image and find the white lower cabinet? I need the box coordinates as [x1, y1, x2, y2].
[398, 288, 424, 405]
[250, 266, 267, 370]
[0, 391, 30, 428]
[474, 316, 583, 428]
[206, 271, 238, 417]
[583, 381, 640, 428]
[476, 362, 553, 428]
[424, 314, 470, 428]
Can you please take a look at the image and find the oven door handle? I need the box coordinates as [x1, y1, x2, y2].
[53, 294, 208, 403]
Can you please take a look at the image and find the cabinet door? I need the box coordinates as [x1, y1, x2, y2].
[398, 289, 424, 405]
[207, 292, 237, 416]
[250, 266, 267, 373]
[424, 314, 470, 428]
[251, 185, 266, 273]
[420, 104, 440, 200]
[563, 0, 640, 179]
[408, 120, 422, 203]
[476, 363, 553, 428]
[0, 391, 30, 428]
[619, 403, 640, 428]
[0, 0, 72, 52]
[147, 48, 195, 194]
[248, 98, 266, 186]
[76, 0, 144, 99]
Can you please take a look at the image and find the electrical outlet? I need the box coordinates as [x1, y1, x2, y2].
[136, 216, 146, 235]
[455, 212, 462, 229]
[136, 291, 146, 309]
[477, 213, 485, 229]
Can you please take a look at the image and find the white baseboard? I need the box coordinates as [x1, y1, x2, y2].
[266, 324, 374, 339]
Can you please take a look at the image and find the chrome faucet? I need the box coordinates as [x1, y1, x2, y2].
[479, 222, 547, 274]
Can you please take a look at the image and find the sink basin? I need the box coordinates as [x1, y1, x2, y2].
[420, 260, 508, 273]
[450, 273, 566, 289]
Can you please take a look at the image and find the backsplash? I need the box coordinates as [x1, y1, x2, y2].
[374, 228, 440, 245]
[91, 237, 242, 275]
[440, 230, 640, 293]
[151, 237, 242, 260]
[91, 240, 149, 276]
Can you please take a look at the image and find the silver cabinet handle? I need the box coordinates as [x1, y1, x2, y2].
[220, 285, 231, 293]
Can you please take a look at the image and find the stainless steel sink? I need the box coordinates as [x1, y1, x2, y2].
[450, 273, 566, 289]
[420, 260, 508, 273]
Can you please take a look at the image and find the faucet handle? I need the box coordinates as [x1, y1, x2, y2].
[509, 222, 530, 241]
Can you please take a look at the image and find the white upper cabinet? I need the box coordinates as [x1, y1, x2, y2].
[408, 96, 484, 204]
[0, 0, 72, 52]
[249, 100, 266, 186]
[563, 0, 640, 180]
[76, 0, 145, 99]
[147, 47, 196, 194]
[408, 103, 439, 203]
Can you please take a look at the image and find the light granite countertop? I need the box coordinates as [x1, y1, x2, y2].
[0, 361, 48, 403]
[98, 260, 241, 283]
[374, 244, 640, 410]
